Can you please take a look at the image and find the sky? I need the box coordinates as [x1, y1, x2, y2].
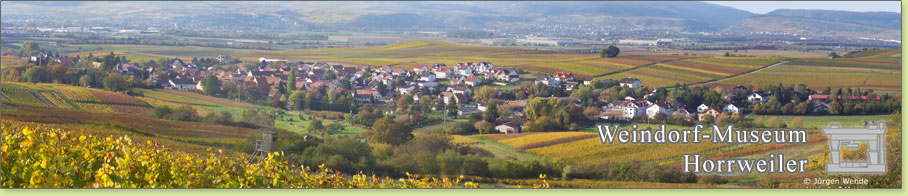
[705, 1, 901, 14]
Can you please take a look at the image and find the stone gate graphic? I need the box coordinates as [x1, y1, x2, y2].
[822, 123, 887, 174]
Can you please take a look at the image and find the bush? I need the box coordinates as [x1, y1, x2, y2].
[488, 159, 562, 179]
[562, 163, 696, 183]
[697, 175, 727, 184]
[445, 122, 478, 135]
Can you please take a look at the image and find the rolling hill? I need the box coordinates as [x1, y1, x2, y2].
[723, 9, 901, 40]
[1, 1, 753, 31]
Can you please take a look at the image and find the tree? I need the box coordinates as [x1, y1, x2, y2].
[583, 106, 601, 120]
[204, 111, 233, 125]
[365, 118, 414, 145]
[791, 117, 804, 129]
[526, 97, 565, 121]
[102, 73, 130, 92]
[199, 75, 222, 96]
[22, 67, 42, 83]
[79, 75, 93, 87]
[724, 52, 730, 57]
[767, 116, 786, 128]
[309, 119, 325, 132]
[288, 67, 297, 91]
[474, 120, 494, 134]
[289, 90, 307, 110]
[5, 69, 21, 82]
[605, 46, 620, 58]
[473, 86, 499, 102]
[396, 96, 412, 112]
[323, 71, 337, 80]
[17, 40, 40, 57]
[794, 101, 810, 115]
[829, 52, 839, 59]
[570, 86, 593, 105]
[101, 52, 118, 71]
[828, 101, 843, 115]
[483, 103, 499, 122]
[244, 86, 263, 101]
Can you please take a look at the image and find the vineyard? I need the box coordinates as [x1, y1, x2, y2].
[1, 84, 46, 107]
[161, 89, 261, 108]
[37, 91, 74, 109]
[483, 132, 597, 150]
[716, 64, 901, 94]
[597, 57, 783, 88]
[788, 58, 901, 70]
[2, 82, 154, 114]
[138, 88, 219, 107]
[88, 89, 153, 113]
[0, 120, 479, 188]
[842, 49, 901, 59]
[524, 136, 728, 164]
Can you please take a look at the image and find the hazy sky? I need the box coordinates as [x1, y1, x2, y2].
[705, 1, 901, 14]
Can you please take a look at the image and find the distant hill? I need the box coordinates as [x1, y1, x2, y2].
[1, 1, 753, 31]
[723, 9, 901, 40]
[2, 1, 900, 39]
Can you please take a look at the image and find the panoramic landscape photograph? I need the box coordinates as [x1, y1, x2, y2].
[0, 1, 902, 189]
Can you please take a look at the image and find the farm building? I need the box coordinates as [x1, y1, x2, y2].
[698, 107, 722, 121]
[747, 92, 769, 104]
[495, 118, 529, 134]
[646, 102, 673, 119]
[168, 78, 198, 91]
[620, 77, 642, 89]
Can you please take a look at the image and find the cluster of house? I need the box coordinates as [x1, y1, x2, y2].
[597, 85, 881, 123]
[161, 56, 523, 104]
[598, 84, 769, 122]
[601, 98, 745, 122]
[155, 55, 883, 135]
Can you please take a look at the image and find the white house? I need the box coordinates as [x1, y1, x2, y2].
[723, 104, 742, 114]
[622, 100, 649, 119]
[169, 78, 197, 91]
[458, 106, 480, 116]
[748, 93, 768, 104]
[456, 66, 473, 76]
[434, 66, 452, 79]
[397, 85, 416, 95]
[259, 57, 286, 63]
[475, 62, 494, 74]
[413, 64, 429, 73]
[464, 76, 481, 86]
[440, 92, 455, 105]
[535, 75, 559, 86]
[418, 81, 439, 91]
[673, 108, 692, 118]
[646, 102, 673, 119]
[697, 104, 710, 113]
[620, 77, 642, 89]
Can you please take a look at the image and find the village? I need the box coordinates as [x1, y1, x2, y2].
[95, 53, 884, 134]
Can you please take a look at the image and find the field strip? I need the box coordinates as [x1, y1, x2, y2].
[27, 89, 54, 106]
[678, 60, 790, 89]
[588, 58, 689, 78]
[470, 136, 543, 160]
